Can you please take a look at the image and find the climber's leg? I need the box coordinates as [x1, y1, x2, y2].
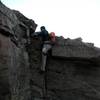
[41, 54, 47, 71]
[41, 44, 52, 71]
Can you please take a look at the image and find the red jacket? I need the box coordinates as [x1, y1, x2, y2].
[49, 32, 56, 42]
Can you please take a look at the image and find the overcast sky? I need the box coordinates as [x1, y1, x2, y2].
[1, 0, 100, 47]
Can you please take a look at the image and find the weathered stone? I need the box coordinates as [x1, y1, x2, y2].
[9, 42, 30, 100]
[29, 36, 100, 100]
[1, 1, 100, 100]
[0, 33, 11, 100]
[64, 37, 83, 45]
[52, 37, 100, 58]
[13, 10, 37, 36]
[0, 2, 37, 100]
[0, 2, 18, 36]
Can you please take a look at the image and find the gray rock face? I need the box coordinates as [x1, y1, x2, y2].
[13, 10, 37, 36]
[0, 2, 18, 36]
[52, 37, 100, 58]
[1, 1, 100, 100]
[0, 33, 31, 100]
[0, 2, 37, 100]
[0, 33, 11, 100]
[29, 37, 100, 100]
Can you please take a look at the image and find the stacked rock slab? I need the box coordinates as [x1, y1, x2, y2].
[0, 2, 37, 100]
[52, 37, 100, 58]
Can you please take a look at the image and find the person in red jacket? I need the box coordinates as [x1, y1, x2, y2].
[49, 32, 56, 43]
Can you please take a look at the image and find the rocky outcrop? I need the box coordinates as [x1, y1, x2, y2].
[52, 37, 100, 58]
[29, 36, 100, 100]
[0, 2, 37, 100]
[1, 1, 100, 100]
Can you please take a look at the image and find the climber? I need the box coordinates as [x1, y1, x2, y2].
[34, 26, 56, 72]
[39, 26, 51, 72]
[49, 32, 56, 43]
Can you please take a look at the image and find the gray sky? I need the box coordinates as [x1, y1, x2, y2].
[2, 0, 100, 47]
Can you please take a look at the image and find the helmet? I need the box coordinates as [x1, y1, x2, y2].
[40, 26, 45, 30]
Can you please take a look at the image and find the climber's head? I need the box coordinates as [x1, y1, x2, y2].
[40, 26, 45, 31]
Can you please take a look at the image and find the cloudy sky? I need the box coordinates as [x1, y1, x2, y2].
[1, 0, 100, 47]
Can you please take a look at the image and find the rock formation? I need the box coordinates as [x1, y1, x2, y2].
[29, 37, 100, 100]
[1, 1, 100, 100]
[0, 2, 37, 100]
